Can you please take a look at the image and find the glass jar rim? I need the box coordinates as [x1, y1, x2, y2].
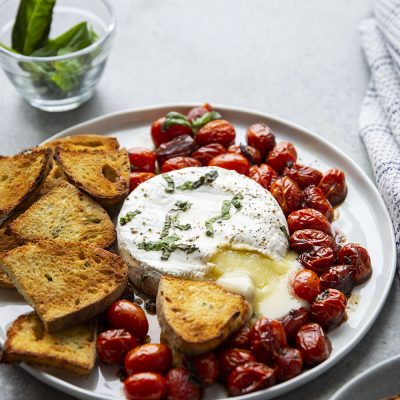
[0, 0, 116, 62]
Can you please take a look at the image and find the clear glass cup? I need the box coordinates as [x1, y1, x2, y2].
[0, 0, 116, 112]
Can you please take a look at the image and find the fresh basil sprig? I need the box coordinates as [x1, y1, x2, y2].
[162, 112, 193, 133]
[191, 111, 222, 131]
[177, 170, 219, 191]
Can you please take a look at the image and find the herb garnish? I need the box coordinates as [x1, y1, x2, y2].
[191, 111, 222, 131]
[162, 112, 193, 132]
[172, 200, 192, 212]
[119, 210, 141, 226]
[205, 194, 243, 237]
[163, 174, 175, 193]
[280, 225, 290, 240]
[177, 170, 219, 191]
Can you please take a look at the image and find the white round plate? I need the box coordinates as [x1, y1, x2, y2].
[0, 104, 396, 400]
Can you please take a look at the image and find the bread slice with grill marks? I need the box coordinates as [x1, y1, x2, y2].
[0, 241, 128, 332]
[9, 181, 115, 248]
[0, 148, 51, 224]
[157, 276, 249, 355]
[43, 134, 119, 152]
[54, 147, 130, 207]
[2, 312, 96, 376]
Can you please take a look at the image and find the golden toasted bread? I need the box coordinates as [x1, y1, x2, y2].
[39, 164, 67, 196]
[10, 181, 115, 248]
[157, 276, 249, 355]
[0, 241, 128, 332]
[54, 147, 130, 207]
[0, 149, 51, 224]
[0, 220, 20, 289]
[43, 134, 119, 151]
[2, 312, 96, 376]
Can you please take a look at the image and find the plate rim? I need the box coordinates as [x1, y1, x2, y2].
[11, 103, 397, 400]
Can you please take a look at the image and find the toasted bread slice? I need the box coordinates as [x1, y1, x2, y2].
[0, 241, 128, 332]
[43, 134, 119, 151]
[0, 220, 20, 289]
[10, 181, 115, 248]
[2, 312, 96, 376]
[157, 276, 249, 355]
[54, 147, 129, 207]
[0, 149, 51, 224]
[39, 164, 68, 196]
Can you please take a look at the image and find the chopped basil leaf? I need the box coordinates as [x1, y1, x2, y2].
[119, 210, 141, 225]
[163, 174, 175, 193]
[172, 200, 192, 211]
[177, 170, 219, 191]
[191, 111, 222, 131]
[162, 112, 193, 132]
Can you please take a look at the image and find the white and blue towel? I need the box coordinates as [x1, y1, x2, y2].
[359, 0, 400, 251]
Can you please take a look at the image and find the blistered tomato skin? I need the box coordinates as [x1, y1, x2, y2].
[124, 372, 167, 400]
[303, 185, 334, 221]
[125, 344, 173, 376]
[155, 135, 198, 166]
[298, 245, 335, 274]
[97, 329, 139, 365]
[274, 347, 303, 382]
[128, 148, 156, 173]
[287, 209, 332, 236]
[279, 307, 310, 343]
[129, 172, 155, 192]
[218, 349, 256, 382]
[246, 123, 276, 157]
[320, 265, 354, 294]
[166, 367, 202, 400]
[295, 323, 332, 366]
[283, 163, 323, 189]
[195, 120, 236, 147]
[227, 362, 276, 396]
[187, 103, 213, 121]
[270, 177, 304, 216]
[338, 243, 372, 285]
[248, 164, 278, 191]
[292, 269, 321, 303]
[266, 141, 297, 173]
[151, 117, 193, 148]
[318, 168, 347, 206]
[227, 144, 262, 165]
[208, 153, 250, 176]
[290, 229, 338, 254]
[191, 143, 226, 166]
[224, 326, 251, 349]
[310, 289, 347, 331]
[250, 318, 287, 364]
[183, 351, 219, 386]
[161, 157, 201, 173]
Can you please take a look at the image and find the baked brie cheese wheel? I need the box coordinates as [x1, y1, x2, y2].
[117, 166, 305, 318]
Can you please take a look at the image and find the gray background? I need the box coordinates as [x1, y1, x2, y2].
[1, 0, 399, 399]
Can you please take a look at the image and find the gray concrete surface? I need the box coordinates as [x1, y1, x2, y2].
[1, 0, 399, 399]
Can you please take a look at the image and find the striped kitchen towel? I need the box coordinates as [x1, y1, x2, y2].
[359, 0, 400, 250]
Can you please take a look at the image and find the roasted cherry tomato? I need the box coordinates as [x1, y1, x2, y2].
[289, 229, 338, 254]
[183, 351, 219, 386]
[227, 362, 276, 396]
[151, 114, 193, 148]
[224, 326, 251, 349]
[186, 103, 213, 121]
[128, 148, 156, 174]
[246, 123, 276, 157]
[97, 329, 139, 365]
[129, 172, 155, 192]
[292, 269, 321, 303]
[191, 143, 226, 166]
[318, 168, 347, 206]
[124, 372, 167, 400]
[282, 163, 323, 189]
[270, 177, 304, 215]
[208, 153, 250, 175]
[338, 243, 372, 285]
[227, 144, 262, 165]
[166, 367, 202, 400]
[287, 209, 332, 236]
[218, 349, 256, 382]
[274, 347, 303, 382]
[266, 141, 297, 173]
[303, 185, 333, 221]
[250, 318, 287, 364]
[125, 344, 173, 376]
[310, 289, 347, 331]
[155, 135, 198, 166]
[195, 120, 236, 147]
[295, 323, 332, 366]
[161, 156, 201, 173]
[279, 308, 310, 343]
[248, 164, 278, 191]
[320, 265, 354, 295]
[298, 245, 334, 274]
[106, 299, 149, 340]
